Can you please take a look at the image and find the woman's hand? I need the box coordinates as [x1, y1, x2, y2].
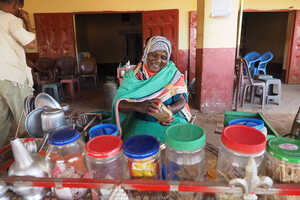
[137, 99, 161, 115]
[159, 116, 174, 126]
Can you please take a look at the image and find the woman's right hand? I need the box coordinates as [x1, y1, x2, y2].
[138, 99, 161, 115]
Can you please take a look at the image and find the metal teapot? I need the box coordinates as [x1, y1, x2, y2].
[8, 138, 47, 200]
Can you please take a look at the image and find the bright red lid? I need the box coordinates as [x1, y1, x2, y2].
[221, 125, 266, 154]
[86, 135, 122, 158]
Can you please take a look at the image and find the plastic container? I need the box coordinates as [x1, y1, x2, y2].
[165, 124, 206, 181]
[85, 135, 123, 199]
[86, 135, 123, 179]
[216, 125, 267, 200]
[89, 123, 118, 139]
[123, 135, 160, 179]
[229, 118, 267, 136]
[264, 137, 300, 200]
[217, 125, 266, 181]
[46, 128, 88, 200]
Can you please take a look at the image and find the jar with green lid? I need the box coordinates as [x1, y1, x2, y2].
[264, 137, 300, 200]
[165, 124, 206, 182]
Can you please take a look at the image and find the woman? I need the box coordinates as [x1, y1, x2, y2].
[113, 36, 191, 142]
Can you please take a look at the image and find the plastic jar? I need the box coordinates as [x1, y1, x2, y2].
[85, 135, 123, 179]
[89, 123, 119, 139]
[85, 135, 123, 199]
[216, 125, 266, 200]
[217, 125, 266, 181]
[165, 124, 206, 181]
[264, 137, 300, 200]
[123, 135, 160, 179]
[46, 128, 88, 200]
[228, 118, 267, 137]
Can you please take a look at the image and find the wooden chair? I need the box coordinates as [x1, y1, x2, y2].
[239, 58, 267, 109]
[55, 56, 80, 99]
[78, 57, 98, 87]
[32, 57, 56, 90]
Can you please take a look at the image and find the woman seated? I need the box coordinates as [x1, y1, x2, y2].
[112, 36, 191, 142]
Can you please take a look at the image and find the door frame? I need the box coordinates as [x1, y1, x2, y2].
[242, 9, 295, 83]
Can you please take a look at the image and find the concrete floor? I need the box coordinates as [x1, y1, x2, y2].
[68, 83, 300, 146]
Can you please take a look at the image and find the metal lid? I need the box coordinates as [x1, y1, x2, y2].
[86, 135, 122, 158]
[49, 128, 80, 146]
[267, 137, 300, 163]
[165, 124, 205, 151]
[123, 135, 159, 159]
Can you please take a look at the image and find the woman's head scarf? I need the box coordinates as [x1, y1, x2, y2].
[142, 36, 172, 65]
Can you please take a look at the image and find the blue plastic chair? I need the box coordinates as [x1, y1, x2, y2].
[253, 52, 274, 76]
[243, 52, 260, 77]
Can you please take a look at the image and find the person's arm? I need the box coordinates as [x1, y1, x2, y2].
[9, 10, 36, 49]
[168, 94, 186, 114]
[119, 99, 160, 115]
[18, 9, 36, 49]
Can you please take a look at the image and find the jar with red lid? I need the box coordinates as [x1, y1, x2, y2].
[85, 135, 123, 199]
[216, 125, 266, 200]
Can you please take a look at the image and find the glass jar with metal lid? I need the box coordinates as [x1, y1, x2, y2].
[46, 128, 88, 200]
[264, 137, 300, 200]
[165, 124, 206, 181]
[123, 135, 160, 179]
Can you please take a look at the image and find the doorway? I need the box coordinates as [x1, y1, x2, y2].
[75, 13, 143, 80]
[240, 12, 290, 81]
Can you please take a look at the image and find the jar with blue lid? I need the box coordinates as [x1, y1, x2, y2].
[46, 128, 88, 200]
[123, 135, 160, 179]
[228, 118, 267, 137]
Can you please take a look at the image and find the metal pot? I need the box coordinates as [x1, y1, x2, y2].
[39, 108, 66, 151]
[41, 108, 66, 133]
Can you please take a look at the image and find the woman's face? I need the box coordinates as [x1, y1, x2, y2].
[146, 50, 168, 73]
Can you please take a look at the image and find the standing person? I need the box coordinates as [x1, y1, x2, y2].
[0, 0, 36, 146]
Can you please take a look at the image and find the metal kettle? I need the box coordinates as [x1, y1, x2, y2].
[8, 138, 47, 200]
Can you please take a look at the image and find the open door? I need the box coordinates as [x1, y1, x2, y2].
[287, 11, 300, 83]
[34, 13, 76, 58]
[142, 9, 179, 64]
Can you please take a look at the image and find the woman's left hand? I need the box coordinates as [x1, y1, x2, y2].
[159, 116, 174, 126]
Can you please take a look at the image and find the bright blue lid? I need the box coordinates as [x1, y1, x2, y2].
[89, 123, 118, 139]
[123, 135, 159, 159]
[49, 128, 80, 146]
[229, 118, 264, 130]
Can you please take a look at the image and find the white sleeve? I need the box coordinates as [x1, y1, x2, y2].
[9, 17, 35, 46]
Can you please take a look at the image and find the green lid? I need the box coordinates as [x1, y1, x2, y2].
[165, 123, 205, 151]
[267, 137, 300, 164]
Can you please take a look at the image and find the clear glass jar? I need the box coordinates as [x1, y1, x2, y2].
[85, 135, 123, 199]
[85, 135, 123, 179]
[123, 135, 160, 179]
[165, 124, 206, 182]
[165, 124, 205, 200]
[216, 125, 266, 200]
[46, 128, 88, 200]
[166, 147, 205, 181]
[217, 142, 265, 181]
[263, 137, 300, 200]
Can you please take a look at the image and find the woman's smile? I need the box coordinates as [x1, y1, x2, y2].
[147, 50, 168, 73]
